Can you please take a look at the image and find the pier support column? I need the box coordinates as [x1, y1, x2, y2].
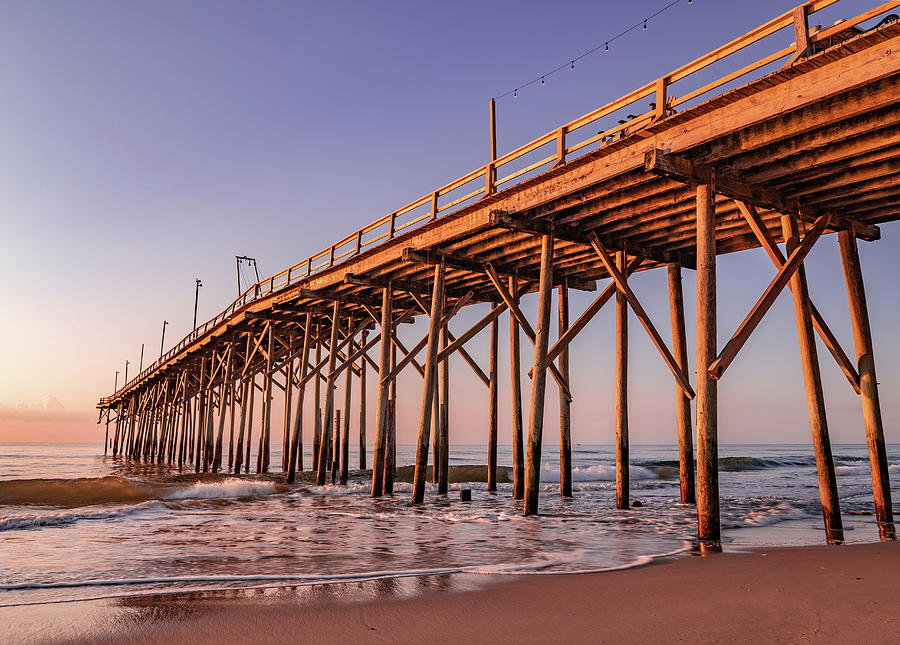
[371, 285, 393, 497]
[412, 263, 446, 504]
[288, 314, 312, 483]
[782, 215, 843, 543]
[244, 374, 255, 473]
[487, 313, 499, 492]
[213, 344, 233, 472]
[615, 251, 629, 510]
[668, 262, 696, 504]
[317, 300, 342, 485]
[258, 326, 274, 473]
[509, 278, 525, 500]
[839, 230, 895, 539]
[384, 341, 397, 493]
[438, 325, 450, 494]
[195, 358, 206, 472]
[313, 330, 322, 474]
[696, 180, 720, 544]
[523, 233, 554, 516]
[558, 280, 572, 498]
[282, 336, 294, 473]
[341, 318, 353, 485]
[359, 328, 368, 470]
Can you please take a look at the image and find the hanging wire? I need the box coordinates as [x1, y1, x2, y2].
[497, 0, 688, 100]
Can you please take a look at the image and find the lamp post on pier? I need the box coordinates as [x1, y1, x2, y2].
[193, 279, 203, 331]
[160, 320, 168, 358]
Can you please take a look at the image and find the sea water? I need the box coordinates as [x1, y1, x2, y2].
[1, 442, 897, 607]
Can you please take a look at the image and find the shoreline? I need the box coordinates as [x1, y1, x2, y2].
[4, 541, 898, 644]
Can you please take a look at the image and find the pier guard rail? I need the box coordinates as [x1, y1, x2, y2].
[100, 0, 899, 405]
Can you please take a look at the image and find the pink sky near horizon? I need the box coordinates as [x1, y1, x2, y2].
[1, 0, 898, 449]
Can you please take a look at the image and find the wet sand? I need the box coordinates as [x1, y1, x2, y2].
[6, 541, 898, 644]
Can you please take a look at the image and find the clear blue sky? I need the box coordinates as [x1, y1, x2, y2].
[1, 0, 896, 446]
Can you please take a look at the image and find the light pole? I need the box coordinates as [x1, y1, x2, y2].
[115, 370, 119, 391]
[160, 320, 168, 358]
[138, 343, 144, 373]
[193, 279, 203, 330]
[236, 256, 260, 296]
[124, 360, 130, 384]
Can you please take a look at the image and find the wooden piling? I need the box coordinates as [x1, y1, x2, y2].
[438, 325, 450, 494]
[332, 410, 341, 485]
[372, 285, 393, 496]
[696, 179, 720, 544]
[384, 341, 397, 493]
[313, 329, 322, 473]
[288, 314, 312, 482]
[558, 280, 572, 498]
[282, 336, 294, 472]
[523, 233, 554, 516]
[195, 358, 206, 472]
[212, 344, 233, 472]
[838, 229, 894, 538]
[509, 278, 525, 500]
[258, 326, 274, 473]
[782, 214, 843, 543]
[667, 262, 696, 504]
[317, 299, 342, 485]
[244, 374, 255, 473]
[412, 262, 445, 504]
[615, 250, 629, 510]
[341, 319, 353, 485]
[487, 313, 499, 492]
[359, 328, 368, 470]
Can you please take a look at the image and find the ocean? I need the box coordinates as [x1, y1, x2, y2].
[1, 442, 897, 608]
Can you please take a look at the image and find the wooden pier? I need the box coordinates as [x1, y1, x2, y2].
[98, 0, 900, 544]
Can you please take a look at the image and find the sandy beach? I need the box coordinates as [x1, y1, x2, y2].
[4, 541, 896, 644]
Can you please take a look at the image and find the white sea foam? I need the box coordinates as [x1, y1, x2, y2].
[163, 479, 281, 500]
[540, 463, 656, 482]
[0, 501, 160, 531]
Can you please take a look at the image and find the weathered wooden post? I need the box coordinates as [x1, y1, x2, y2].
[438, 325, 450, 494]
[412, 262, 445, 504]
[558, 280, 572, 498]
[317, 300, 342, 485]
[282, 335, 294, 472]
[288, 314, 312, 482]
[212, 343, 233, 472]
[359, 328, 368, 469]
[615, 251, 629, 510]
[341, 319, 353, 485]
[523, 233, 554, 516]
[667, 262, 696, 504]
[509, 278, 525, 500]
[783, 215, 843, 543]
[371, 286, 393, 497]
[244, 373, 255, 473]
[332, 410, 341, 485]
[487, 313, 499, 492]
[313, 329, 322, 473]
[838, 229, 894, 539]
[258, 326, 274, 473]
[696, 179, 720, 544]
[195, 358, 206, 472]
[384, 341, 397, 493]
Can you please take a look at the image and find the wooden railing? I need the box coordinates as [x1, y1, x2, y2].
[100, 0, 898, 405]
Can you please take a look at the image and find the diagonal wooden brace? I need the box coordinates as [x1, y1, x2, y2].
[380, 292, 474, 385]
[588, 232, 695, 400]
[445, 329, 490, 387]
[329, 305, 418, 381]
[736, 201, 861, 394]
[484, 262, 573, 402]
[709, 211, 833, 380]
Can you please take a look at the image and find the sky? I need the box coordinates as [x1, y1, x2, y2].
[0, 0, 897, 448]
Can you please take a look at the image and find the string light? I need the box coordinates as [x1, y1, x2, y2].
[495, 0, 689, 100]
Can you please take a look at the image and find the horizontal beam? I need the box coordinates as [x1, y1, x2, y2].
[402, 247, 598, 293]
[489, 210, 691, 267]
[644, 148, 880, 241]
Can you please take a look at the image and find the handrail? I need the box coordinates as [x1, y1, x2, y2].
[100, 0, 897, 405]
